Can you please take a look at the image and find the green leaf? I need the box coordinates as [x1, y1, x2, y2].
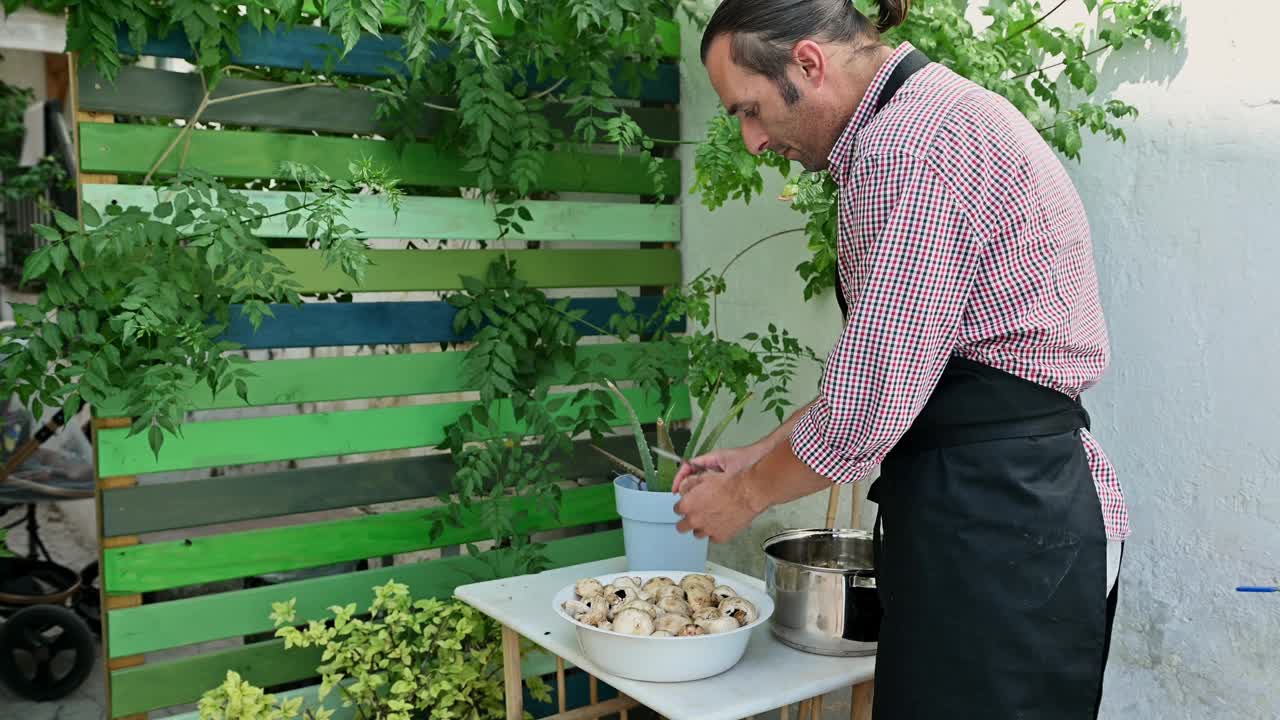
[81, 201, 102, 227]
[616, 291, 636, 313]
[32, 224, 60, 244]
[154, 201, 174, 218]
[53, 209, 79, 232]
[50, 244, 69, 273]
[149, 424, 164, 457]
[22, 247, 52, 282]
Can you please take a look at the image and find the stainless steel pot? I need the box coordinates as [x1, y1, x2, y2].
[762, 528, 880, 657]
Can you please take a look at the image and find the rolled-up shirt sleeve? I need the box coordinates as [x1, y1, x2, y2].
[790, 150, 980, 484]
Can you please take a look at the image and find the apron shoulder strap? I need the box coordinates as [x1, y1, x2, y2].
[834, 48, 931, 321]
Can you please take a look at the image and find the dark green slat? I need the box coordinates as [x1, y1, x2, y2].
[79, 123, 680, 196]
[78, 66, 680, 141]
[103, 482, 619, 594]
[103, 430, 686, 537]
[108, 529, 624, 717]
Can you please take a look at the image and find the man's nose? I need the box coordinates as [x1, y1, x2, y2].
[739, 118, 769, 156]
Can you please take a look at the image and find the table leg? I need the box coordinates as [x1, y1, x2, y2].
[502, 625, 523, 720]
[589, 674, 599, 720]
[850, 680, 874, 720]
[557, 657, 567, 714]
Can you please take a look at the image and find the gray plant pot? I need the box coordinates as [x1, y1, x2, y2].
[613, 474, 708, 572]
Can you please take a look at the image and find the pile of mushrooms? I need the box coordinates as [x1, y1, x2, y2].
[561, 574, 759, 637]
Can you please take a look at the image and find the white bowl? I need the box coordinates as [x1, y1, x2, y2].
[552, 570, 775, 683]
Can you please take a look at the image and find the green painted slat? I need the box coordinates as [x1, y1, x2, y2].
[96, 384, 689, 476]
[108, 529, 622, 717]
[102, 430, 685, 537]
[108, 527, 624, 657]
[83, 184, 680, 244]
[77, 66, 680, 142]
[79, 123, 680, 196]
[270, 248, 680, 293]
[103, 481, 620, 595]
[94, 343, 681, 415]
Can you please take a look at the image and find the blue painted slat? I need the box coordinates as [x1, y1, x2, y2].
[223, 295, 665, 349]
[116, 24, 679, 104]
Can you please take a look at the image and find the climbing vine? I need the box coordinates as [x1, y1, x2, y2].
[0, 161, 402, 454]
[24, 0, 696, 200]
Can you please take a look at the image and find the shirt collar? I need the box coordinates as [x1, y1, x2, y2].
[826, 41, 917, 183]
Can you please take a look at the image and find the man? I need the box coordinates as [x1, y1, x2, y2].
[672, 1, 1127, 718]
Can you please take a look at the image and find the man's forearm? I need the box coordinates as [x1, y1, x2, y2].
[754, 398, 817, 452]
[740, 411, 832, 515]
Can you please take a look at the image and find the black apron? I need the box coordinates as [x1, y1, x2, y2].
[835, 50, 1112, 719]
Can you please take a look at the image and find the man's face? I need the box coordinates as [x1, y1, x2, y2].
[704, 34, 833, 172]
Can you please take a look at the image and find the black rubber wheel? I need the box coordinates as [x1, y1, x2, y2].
[0, 604, 96, 701]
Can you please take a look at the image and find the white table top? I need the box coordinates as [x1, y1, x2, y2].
[455, 557, 876, 720]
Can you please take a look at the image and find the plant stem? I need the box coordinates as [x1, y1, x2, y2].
[173, 191, 339, 247]
[526, 77, 567, 101]
[547, 302, 614, 337]
[1003, 0, 1069, 44]
[711, 227, 804, 338]
[1011, 43, 1114, 79]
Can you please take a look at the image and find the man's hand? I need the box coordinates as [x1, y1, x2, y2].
[673, 425, 836, 544]
[673, 468, 764, 544]
[672, 443, 768, 495]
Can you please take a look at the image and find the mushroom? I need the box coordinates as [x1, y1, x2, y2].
[676, 624, 707, 637]
[654, 614, 692, 635]
[692, 607, 721, 623]
[614, 576, 644, 593]
[601, 584, 638, 608]
[712, 585, 738, 603]
[611, 608, 654, 636]
[575, 605, 609, 628]
[686, 587, 717, 611]
[562, 599, 594, 616]
[613, 599, 660, 620]
[698, 616, 740, 634]
[651, 585, 686, 602]
[656, 596, 693, 617]
[642, 577, 676, 596]
[651, 630, 673, 638]
[679, 574, 716, 594]
[575, 578, 605, 598]
[719, 597, 759, 626]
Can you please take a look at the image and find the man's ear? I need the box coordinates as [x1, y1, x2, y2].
[792, 39, 827, 89]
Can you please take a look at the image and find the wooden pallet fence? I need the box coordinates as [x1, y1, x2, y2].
[74, 13, 686, 718]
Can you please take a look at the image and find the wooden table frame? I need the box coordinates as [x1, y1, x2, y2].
[499, 626, 875, 720]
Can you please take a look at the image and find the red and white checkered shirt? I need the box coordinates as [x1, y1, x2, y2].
[789, 42, 1129, 541]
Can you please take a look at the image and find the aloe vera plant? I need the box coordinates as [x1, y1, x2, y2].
[601, 380, 753, 493]
[591, 270, 821, 493]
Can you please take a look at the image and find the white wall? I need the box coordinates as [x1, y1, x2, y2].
[678, 2, 1279, 717]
